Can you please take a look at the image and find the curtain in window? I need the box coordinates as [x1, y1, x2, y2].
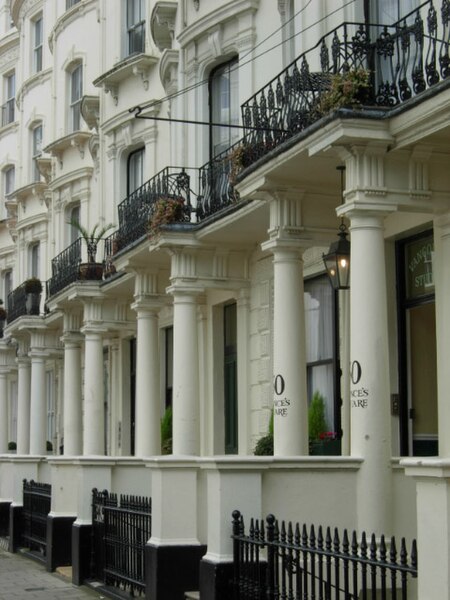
[210, 58, 239, 157]
[304, 277, 335, 431]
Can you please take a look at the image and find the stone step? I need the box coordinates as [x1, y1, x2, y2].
[185, 592, 200, 600]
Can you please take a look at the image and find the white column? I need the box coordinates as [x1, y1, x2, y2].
[16, 343, 31, 455]
[262, 241, 308, 456]
[237, 291, 250, 455]
[347, 210, 392, 534]
[171, 291, 200, 455]
[29, 350, 47, 455]
[62, 333, 83, 456]
[0, 370, 8, 453]
[132, 301, 161, 456]
[83, 330, 105, 456]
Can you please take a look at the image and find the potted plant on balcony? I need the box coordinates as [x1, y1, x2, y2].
[317, 68, 371, 116]
[308, 391, 340, 455]
[148, 197, 185, 238]
[68, 219, 115, 280]
[24, 277, 43, 315]
[0, 300, 6, 338]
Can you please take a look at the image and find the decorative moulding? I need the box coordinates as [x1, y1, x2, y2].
[93, 54, 158, 105]
[150, 1, 177, 51]
[80, 95, 100, 131]
[44, 131, 92, 168]
[49, 0, 96, 51]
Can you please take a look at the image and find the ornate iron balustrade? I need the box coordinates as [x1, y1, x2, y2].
[7, 281, 43, 323]
[232, 511, 418, 599]
[22, 479, 51, 559]
[47, 238, 82, 298]
[108, 167, 192, 257]
[92, 488, 152, 596]
[196, 140, 242, 223]
[241, 0, 450, 165]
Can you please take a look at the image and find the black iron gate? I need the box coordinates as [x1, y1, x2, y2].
[92, 488, 152, 596]
[22, 479, 51, 556]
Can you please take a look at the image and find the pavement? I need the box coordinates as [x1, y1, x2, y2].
[0, 544, 105, 600]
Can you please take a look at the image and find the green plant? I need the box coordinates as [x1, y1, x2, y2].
[24, 277, 43, 294]
[148, 197, 185, 238]
[68, 219, 115, 262]
[161, 405, 173, 454]
[7, 441, 16, 450]
[254, 410, 274, 456]
[317, 68, 371, 115]
[308, 391, 328, 441]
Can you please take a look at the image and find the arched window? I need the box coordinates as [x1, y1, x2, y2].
[32, 123, 43, 182]
[127, 147, 144, 195]
[209, 57, 239, 158]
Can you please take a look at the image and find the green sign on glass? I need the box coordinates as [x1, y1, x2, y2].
[405, 236, 434, 299]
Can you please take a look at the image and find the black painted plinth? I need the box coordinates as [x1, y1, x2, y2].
[145, 542, 207, 600]
[0, 501, 11, 536]
[72, 522, 92, 586]
[46, 515, 76, 572]
[8, 504, 22, 553]
[199, 558, 235, 600]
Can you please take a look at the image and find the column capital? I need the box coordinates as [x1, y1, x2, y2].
[338, 201, 396, 224]
[61, 331, 84, 346]
[131, 296, 164, 313]
[166, 284, 205, 298]
[261, 236, 308, 256]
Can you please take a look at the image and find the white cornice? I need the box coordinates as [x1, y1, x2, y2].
[177, 0, 260, 48]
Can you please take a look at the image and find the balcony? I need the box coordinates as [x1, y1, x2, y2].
[104, 166, 193, 261]
[7, 280, 44, 324]
[240, 0, 450, 169]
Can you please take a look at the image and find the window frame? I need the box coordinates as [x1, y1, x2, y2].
[2, 71, 15, 126]
[4, 165, 15, 197]
[69, 63, 83, 132]
[66, 0, 81, 9]
[126, 0, 145, 56]
[33, 16, 43, 74]
[32, 123, 43, 182]
[304, 274, 341, 439]
[208, 57, 239, 160]
[127, 147, 145, 196]
[29, 242, 40, 279]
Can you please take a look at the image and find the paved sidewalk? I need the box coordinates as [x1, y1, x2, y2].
[0, 547, 104, 600]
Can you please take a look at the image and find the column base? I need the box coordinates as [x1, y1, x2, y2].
[46, 515, 76, 572]
[8, 504, 22, 553]
[199, 558, 235, 600]
[72, 522, 92, 586]
[145, 542, 207, 600]
[0, 501, 11, 536]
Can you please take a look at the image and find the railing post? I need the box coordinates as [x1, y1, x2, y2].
[232, 510, 241, 600]
[266, 514, 276, 600]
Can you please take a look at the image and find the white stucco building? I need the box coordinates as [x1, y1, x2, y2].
[0, 0, 447, 598]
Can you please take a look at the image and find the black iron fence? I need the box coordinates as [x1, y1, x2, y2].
[105, 167, 192, 259]
[22, 479, 51, 557]
[92, 488, 152, 596]
[7, 282, 43, 323]
[232, 511, 417, 600]
[240, 0, 450, 166]
[47, 238, 82, 298]
[197, 140, 241, 223]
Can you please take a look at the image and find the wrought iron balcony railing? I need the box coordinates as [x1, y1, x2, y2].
[7, 281, 44, 324]
[196, 140, 241, 223]
[240, 0, 450, 165]
[47, 238, 82, 298]
[104, 167, 192, 261]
